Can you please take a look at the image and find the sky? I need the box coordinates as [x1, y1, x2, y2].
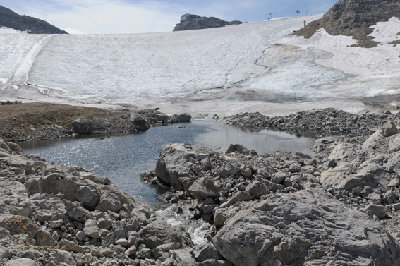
[0, 0, 337, 34]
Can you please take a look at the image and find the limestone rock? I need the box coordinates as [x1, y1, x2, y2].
[213, 189, 400, 266]
[5, 258, 39, 266]
[84, 219, 100, 239]
[381, 122, 399, 138]
[96, 192, 123, 213]
[188, 178, 219, 200]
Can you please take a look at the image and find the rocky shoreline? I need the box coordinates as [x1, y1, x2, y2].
[0, 138, 204, 265]
[141, 108, 400, 265]
[0, 103, 191, 143]
[3, 107, 400, 265]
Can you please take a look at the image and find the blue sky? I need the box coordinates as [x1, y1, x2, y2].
[0, 0, 337, 34]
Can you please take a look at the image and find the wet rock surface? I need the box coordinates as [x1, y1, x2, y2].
[141, 108, 400, 265]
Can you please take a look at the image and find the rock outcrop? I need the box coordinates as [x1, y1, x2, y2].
[0, 5, 67, 34]
[224, 108, 397, 138]
[173, 14, 242, 32]
[294, 0, 400, 47]
[214, 189, 400, 266]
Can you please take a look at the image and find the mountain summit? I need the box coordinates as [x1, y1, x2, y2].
[0, 5, 67, 34]
[295, 0, 400, 47]
[173, 14, 242, 31]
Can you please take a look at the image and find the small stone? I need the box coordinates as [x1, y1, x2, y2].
[76, 230, 86, 241]
[84, 219, 100, 239]
[393, 203, 400, 211]
[272, 172, 286, 184]
[116, 238, 129, 247]
[242, 168, 252, 178]
[49, 219, 64, 229]
[59, 239, 85, 253]
[388, 178, 399, 188]
[125, 246, 137, 257]
[98, 218, 113, 230]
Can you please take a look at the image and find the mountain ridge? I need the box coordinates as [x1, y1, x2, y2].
[0, 5, 67, 34]
[294, 0, 400, 47]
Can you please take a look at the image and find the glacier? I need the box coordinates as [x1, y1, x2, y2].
[0, 15, 399, 116]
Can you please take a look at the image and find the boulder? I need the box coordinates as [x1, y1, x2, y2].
[381, 122, 398, 138]
[194, 243, 222, 262]
[36, 229, 56, 246]
[245, 181, 268, 198]
[96, 192, 123, 213]
[5, 258, 39, 266]
[171, 114, 191, 123]
[77, 186, 100, 210]
[50, 250, 76, 266]
[188, 178, 219, 200]
[71, 119, 93, 135]
[138, 218, 192, 249]
[131, 116, 151, 132]
[213, 189, 400, 266]
[0, 215, 37, 238]
[0, 246, 10, 260]
[25, 174, 79, 201]
[84, 219, 100, 239]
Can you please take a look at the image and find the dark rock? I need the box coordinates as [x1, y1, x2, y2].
[294, 0, 400, 47]
[174, 13, 242, 31]
[131, 116, 151, 132]
[0, 5, 67, 34]
[171, 114, 192, 123]
[71, 119, 93, 134]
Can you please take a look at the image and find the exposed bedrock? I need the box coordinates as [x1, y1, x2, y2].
[214, 189, 400, 266]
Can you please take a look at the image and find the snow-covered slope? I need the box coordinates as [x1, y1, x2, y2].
[0, 15, 399, 116]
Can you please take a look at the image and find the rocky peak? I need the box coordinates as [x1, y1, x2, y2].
[173, 13, 242, 32]
[294, 0, 400, 47]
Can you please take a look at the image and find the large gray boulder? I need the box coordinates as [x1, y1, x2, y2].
[213, 189, 400, 266]
[155, 143, 210, 190]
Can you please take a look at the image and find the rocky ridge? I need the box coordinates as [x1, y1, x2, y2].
[294, 0, 400, 47]
[173, 14, 242, 32]
[0, 5, 67, 34]
[141, 108, 400, 265]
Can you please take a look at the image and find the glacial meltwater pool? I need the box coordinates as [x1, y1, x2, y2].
[22, 120, 313, 203]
